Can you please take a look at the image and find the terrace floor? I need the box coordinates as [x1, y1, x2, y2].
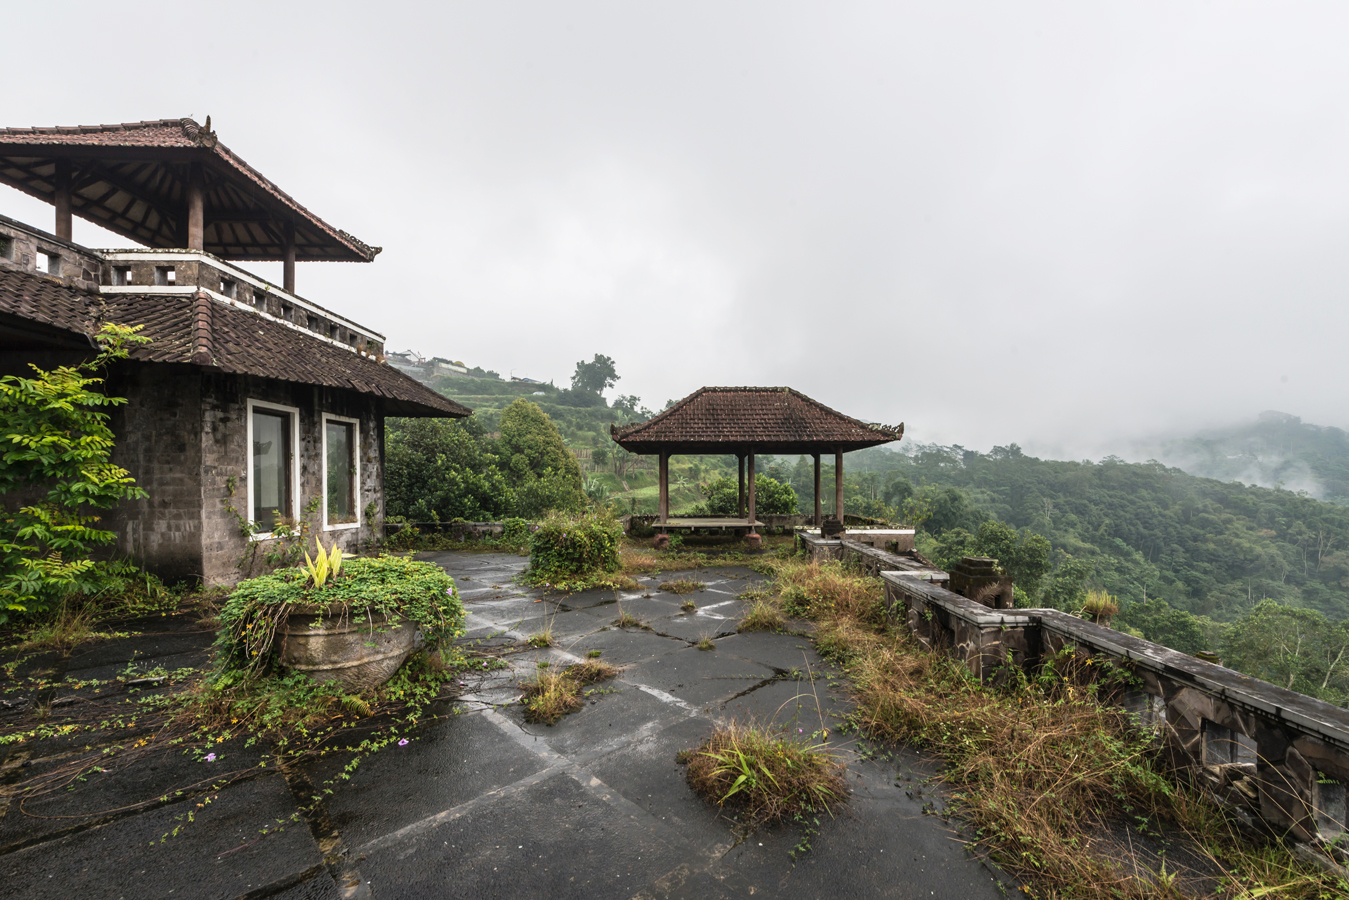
[0, 551, 1024, 899]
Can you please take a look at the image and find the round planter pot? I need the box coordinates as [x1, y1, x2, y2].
[279, 604, 419, 692]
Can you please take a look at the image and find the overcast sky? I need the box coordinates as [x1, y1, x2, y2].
[5, 1, 1348, 459]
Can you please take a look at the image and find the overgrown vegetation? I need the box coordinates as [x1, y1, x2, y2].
[385, 399, 585, 523]
[520, 659, 620, 724]
[0, 323, 150, 622]
[523, 510, 623, 590]
[760, 557, 1348, 898]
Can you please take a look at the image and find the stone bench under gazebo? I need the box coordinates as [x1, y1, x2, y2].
[609, 386, 903, 545]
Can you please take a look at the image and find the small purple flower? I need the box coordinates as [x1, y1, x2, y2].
[204, 753, 216, 762]
[398, 739, 409, 747]
[446, 588, 453, 595]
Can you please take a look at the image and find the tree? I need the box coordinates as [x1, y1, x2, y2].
[699, 474, 799, 516]
[570, 354, 618, 395]
[385, 417, 513, 522]
[498, 400, 585, 515]
[1116, 598, 1207, 656]
[1223, 600, 1349, 700]
[0, 324, 149, 621]
[591, 446, 611, 471]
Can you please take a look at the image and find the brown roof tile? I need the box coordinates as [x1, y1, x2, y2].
[611, 386, 903, 455]
[0, 267, 467, 418]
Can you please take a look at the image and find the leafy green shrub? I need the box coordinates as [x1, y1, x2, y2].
[525, 510, 622, 586]
[0, 324, 149, 622]
[500, 517, 533, 550]
[697, 474, 798, 516]
[215, 554, 464, 677]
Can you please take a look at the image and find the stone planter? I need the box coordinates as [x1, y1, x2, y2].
[279, 603, 420, 692]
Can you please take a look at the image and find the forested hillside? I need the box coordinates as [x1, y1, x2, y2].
[834, 442, 1349, 622]
[1140, 410, 1349, 504]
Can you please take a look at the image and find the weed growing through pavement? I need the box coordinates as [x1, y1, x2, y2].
[660, 579, 704, 596]
[520, 660, 620, 724]
[697, 637, 716, 651]
[681, 600, 697, 612]
[683, 720, 848, 837]
[738, 599, 785, 632]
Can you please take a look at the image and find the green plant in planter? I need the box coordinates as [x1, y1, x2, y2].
[215, 554, 464, 679]
[302, 541, 344, 588]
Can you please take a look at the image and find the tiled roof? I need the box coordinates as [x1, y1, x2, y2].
[0, 119, 378, 263]
[0, 267, 467, 418]
[0, 265, 99, 337]
[611, 386, 903, 454]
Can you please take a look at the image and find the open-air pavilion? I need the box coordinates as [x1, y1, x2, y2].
[610, 386, 903, 537]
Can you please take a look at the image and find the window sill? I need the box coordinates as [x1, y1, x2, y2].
[323, 522, 361, 532]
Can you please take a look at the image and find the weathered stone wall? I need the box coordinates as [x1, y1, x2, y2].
[105, 363, 206, 582]
[879, 570, 1349, 847]
[199, 374, 384, 586]
[0, 214, 102, 293]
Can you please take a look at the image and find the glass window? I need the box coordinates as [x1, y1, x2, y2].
[326, 420, 356, 525]
[251, 409, 291, 530]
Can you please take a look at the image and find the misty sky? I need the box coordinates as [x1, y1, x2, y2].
[5, 1, 1348, 459]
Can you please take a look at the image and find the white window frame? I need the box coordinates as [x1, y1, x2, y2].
[321, 413, 362, 532]
[245, 399, 301, 541]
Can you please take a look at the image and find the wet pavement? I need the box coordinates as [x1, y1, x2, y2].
[0, 551, 1023, 899]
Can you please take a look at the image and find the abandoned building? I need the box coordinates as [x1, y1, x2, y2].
[0, 117, 468, 585]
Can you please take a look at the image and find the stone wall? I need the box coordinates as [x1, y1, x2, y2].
[198, 374, 383, 585]
[797, 533, 1349, 850]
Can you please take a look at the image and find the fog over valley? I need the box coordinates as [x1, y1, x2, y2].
[4, 1, 1348, 462]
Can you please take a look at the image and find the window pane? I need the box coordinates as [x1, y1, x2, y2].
[252, 411, 290, 529]
[326, 421, 356, 524]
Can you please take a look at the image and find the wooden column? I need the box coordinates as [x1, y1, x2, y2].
[186, 164, 205, 251]
[835, 449, 844, 525]
[747, 452, 757, 526]
[283, 222, 296, 294]
[737, 454, 746, 518]
[53, 159, 72, 241]
[813, 453, 822, 526]
[658, 452, 669, 524]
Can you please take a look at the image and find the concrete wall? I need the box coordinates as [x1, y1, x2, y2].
[798, 533, 1349, 853]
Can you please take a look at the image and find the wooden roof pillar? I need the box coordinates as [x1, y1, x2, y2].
[658, 452, 670, 524]
[813, 453, 822, 527]
[53, 158, 72, 241]
[737, 453, 746, 518]
[835, 449, 845, 523]
[747, 451, 757, 527]
[283, 221, 297, 294]
[186, 162, 205, 251]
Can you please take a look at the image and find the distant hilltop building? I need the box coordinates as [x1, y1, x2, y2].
[0, 117, 469, 584]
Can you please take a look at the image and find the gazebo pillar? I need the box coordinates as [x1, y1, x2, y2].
[835, 449, 844, 524]
[737, 454, 746, 518]
[813, 453, 822, 527]
[747, 451, 757, 526]
[658, 452, 670, 523]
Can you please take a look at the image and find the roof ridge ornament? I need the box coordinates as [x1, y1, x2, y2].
[180, 116, 217, 149]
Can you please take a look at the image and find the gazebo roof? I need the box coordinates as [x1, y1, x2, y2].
[0, 118, 378, 262]
[610, 386, 903, 455]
